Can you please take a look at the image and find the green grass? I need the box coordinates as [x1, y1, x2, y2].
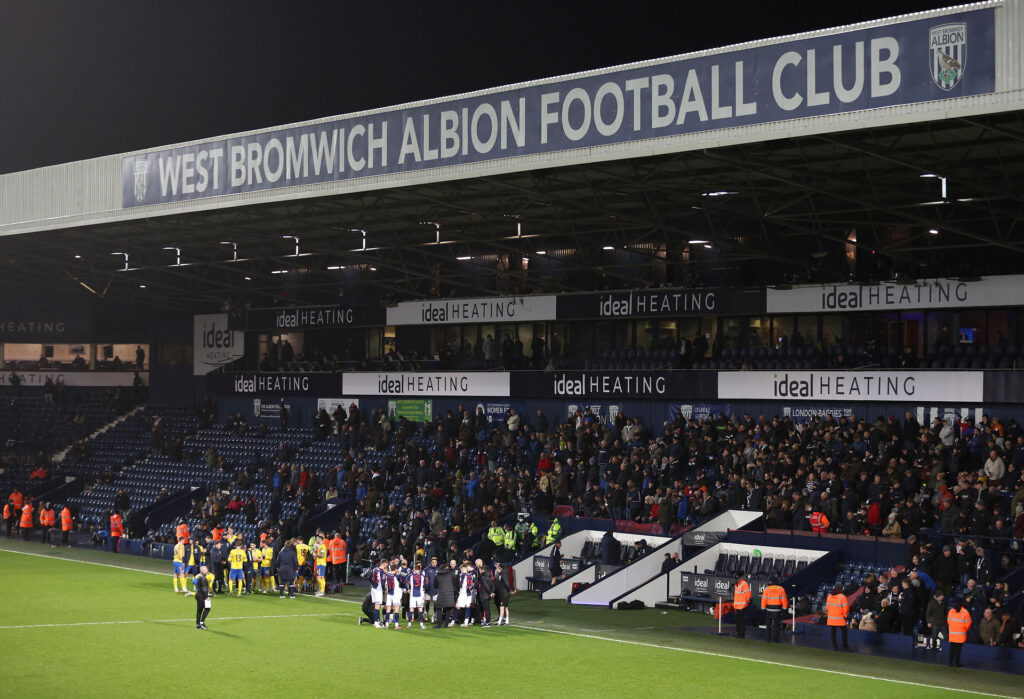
[0, 540, 1020, 698]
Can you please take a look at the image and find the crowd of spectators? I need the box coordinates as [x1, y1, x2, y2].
[204, 402, 1016, 578]
[822, 543, 1024, 649]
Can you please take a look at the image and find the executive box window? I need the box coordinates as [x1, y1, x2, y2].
[926, 311, 955, 348]
[821, 314, 844, 346]
[98, 343, 148, 369]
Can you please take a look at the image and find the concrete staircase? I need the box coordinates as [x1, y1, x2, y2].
[54, 404, 146, 463]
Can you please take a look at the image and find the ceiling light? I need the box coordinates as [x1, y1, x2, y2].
[111, 252, 129, 271]
[138, 284, 146, 289]
[928, 228, 939, 235]
[243, 276, 252, 281]
[602, 246, 615, 251]
[920, 173, 938, 179]
[282, 235, 300, 256]
[535, 250, 546, 255]
[271, 269, 288, 275]
[220, 241, 239, 262]
[456, 256, 473, 261]
[327, 265, 346, 270]
[703, 244, 713, 249]
[369, 266, 377, 271]
[74, 254, 81, 259]
[701, 191, 737, 197]
[420, 221, 441, 244]
[162, 246, 182, 266]
[688, 239, 709, 245]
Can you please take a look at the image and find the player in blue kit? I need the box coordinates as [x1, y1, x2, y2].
[406, 563, 427, 629]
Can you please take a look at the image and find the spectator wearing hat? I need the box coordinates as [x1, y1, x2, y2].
[882, 512, 901, 538]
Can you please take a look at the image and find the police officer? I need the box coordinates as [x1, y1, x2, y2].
[502, 523, 517, 561]
[760, 576, 788, 643]
[732, 570, 751, 639]
[544, 517, 562, 546]
[487, 520, 504, 551]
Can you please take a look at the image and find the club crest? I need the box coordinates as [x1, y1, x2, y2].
[133, 160, 149, 202]
[929, 22, 966, 91]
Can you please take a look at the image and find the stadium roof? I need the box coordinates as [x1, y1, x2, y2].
[1, 1, 1022, 315]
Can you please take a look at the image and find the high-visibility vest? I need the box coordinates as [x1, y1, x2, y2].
[110, 514, 124, 537]
[20, 504, 34, 528]
[546, 520, 562, 542]
[825, 593, 850, 626]
[212, 527, 223, 541]
[810, 512, 830, 533]
[176, 523, 190, 541]
[733, 579, 752, 609]
[504, 529, 517, 551]
[760, 584, 788, 610]
[947, 608, 972, 644]
[10, 491, 23, 508]
[488, 527, 504, 546]
[3, 504, 10, 519]
[329, 537, 346, 564]
[39, 509, 55, 527]
[61, 508, 73, 531]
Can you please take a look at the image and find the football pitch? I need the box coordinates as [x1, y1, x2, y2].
[0, 542, 1019, 698]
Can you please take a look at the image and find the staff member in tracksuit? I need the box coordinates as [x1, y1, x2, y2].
[494, 562, 514, 626]
[208, 539, 227, 594]
[188, 565, 212, 629]
[732, 571, 752, 639]
[476, 561, 495, 627]
[423, 556, 439, 623]
[760, 576, 788, 643]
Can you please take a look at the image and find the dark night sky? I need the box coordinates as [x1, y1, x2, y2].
[0, 0, 955, 175]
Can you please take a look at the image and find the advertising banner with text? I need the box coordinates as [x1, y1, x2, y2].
[388, 399, 433, 423]
[557, 288, 764, 319]
[232, 304, 386, 331]
[207, 373, 341, 395]
[343, 371, 511, 397]
[386, 295, 557, 326]
[718, 370, 984, 403]
[767, 275, 1024, 313]
[193, 314, 244, 376]
[124, 8, 994, 208]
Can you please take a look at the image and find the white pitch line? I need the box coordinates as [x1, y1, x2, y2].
[511, 624, 1020, 699]
[0, 547, 167, 576]
[0, 612, 349, 630]
[1, 547, 1016, 698]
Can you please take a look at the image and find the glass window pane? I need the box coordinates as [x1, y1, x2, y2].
[821, 314, 844, 346]
[773, 315, 794, 349]
[926, 311, 954, 349]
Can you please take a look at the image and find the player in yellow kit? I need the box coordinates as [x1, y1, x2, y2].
[227, 540, 247, 596]
[295, 539, 311, 592]
[313, 534, 328, 597]
[172, 538, 188, 593]
[259, 539, 275, 593]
